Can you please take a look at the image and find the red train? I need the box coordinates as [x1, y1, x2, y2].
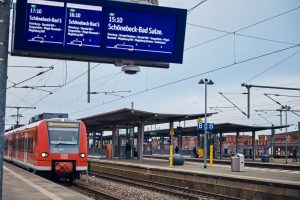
[4, 118, 88, 181]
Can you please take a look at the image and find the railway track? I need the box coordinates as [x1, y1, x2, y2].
[71, 180, 123, 200]
[88, 170, 240, 200]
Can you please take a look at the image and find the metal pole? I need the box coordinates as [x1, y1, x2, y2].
[236, 132, 239, 153]
[87, 62, 90, 103]
[131, 101, 134, 110]
[285, 110, 288, 164]
[271, 125, 274, 160]
[220, 132, 223, 159]
[112, 126, 116, 160]
[298, 122, 300, 162]
[204, 81, 207, 168]
[280, 110, 282, 129]
[139, 120, 145, 163]
[0, 0, 10, 198]
[247, 86, 250, 118]
[252, 131, 256, 160]
[16, 108, 20, 126]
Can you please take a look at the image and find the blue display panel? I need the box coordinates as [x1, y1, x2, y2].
[65, 3, 102, 48]
[12, 0, 187, 66]
[105, 9, 176, 55]
[26, 0, 65, 45]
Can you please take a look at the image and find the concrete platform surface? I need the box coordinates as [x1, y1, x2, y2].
[146, 154, 300, 169]
[3, 162, 92, 200]
[91, 156, 300, 186]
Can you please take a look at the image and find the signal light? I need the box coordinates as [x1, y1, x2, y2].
[41, 152, 49, 158]
[79, 153, 86, 158]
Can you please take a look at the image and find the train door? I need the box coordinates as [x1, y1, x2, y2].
[15, 134, 18, 159]
[8, 135, 12, 161]
[24, 132, 28, 164]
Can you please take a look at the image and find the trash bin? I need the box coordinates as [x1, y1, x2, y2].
[173, 154, 185, 165]
[231, 154, 244, 172]
[261, 154, 270, 162]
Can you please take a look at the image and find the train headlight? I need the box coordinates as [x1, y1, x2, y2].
[79, 153, 86, 158]
[41, 152, 49, 158]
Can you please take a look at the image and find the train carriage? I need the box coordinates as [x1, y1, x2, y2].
[4, 118, 88, 181]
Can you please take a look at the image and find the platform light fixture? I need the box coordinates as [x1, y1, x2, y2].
[198, 78, 214, 168]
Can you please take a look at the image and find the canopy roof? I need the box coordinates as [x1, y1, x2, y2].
[80, 108, 217, 132]
[140, 123, 288, 137]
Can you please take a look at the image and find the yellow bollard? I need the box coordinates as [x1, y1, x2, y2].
[210, 144, 213, 167]
[170, 144, 173, 168]
[169, 129, 174, 168]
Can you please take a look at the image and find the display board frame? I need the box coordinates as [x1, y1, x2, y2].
[11, 0, 187, 67]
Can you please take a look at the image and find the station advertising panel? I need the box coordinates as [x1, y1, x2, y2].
[12, 0, 187, 66]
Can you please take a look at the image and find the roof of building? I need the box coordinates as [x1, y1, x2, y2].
[99, 122, 288, 138]
[80, 108, 217, 132]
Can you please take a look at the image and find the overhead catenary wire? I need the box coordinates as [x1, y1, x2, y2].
[55, 72, 122, 109]
[177, 95, 300, 115]
[265, 93, 300, 98]
[13, 85, 62, 94]
[244, 50, 300, 83]
[188, 0, 207, 14]
[72, 44, 300, 115]
[7, 61, 61, 89]
[31, 63, 101, 105]
[56, 72, 121, 94]
[219, 92, 247, 117]
[7, 67, 54, 89]
[8, 65, 53, 69]
[7, 91, 36, 107]
[187, 23, 299, 46]
[185, 6, 300, 51]
[17, 66, 51, 106]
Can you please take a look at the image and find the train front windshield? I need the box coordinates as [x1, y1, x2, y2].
[48, 125, 80, 154]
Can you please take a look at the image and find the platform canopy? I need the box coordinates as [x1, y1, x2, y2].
[140, 123, 288, 137]
[80, 108, 217, 132]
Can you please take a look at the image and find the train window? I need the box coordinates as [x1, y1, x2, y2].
[48, 127, 79, 153]
[27, 137, 33, 153]
[19, 136, 24, 151]
[11, 140, 13, 151]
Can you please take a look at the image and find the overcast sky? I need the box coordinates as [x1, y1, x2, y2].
[6, 0, 300, 134]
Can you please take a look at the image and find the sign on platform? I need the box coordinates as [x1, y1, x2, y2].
[197, 123, 214, 131]
[170, 128, 174, 137]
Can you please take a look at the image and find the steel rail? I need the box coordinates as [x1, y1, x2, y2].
[88, 166, 240, 200]
[88, 170, 199, 200]
[72, 181, 123, 200]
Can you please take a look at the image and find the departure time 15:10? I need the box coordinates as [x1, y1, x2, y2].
[109, 16, 123, 23]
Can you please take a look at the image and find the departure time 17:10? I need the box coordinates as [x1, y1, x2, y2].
[30, 8, 42, 14]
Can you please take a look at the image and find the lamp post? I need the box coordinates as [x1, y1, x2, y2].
[285, 107, 288, 164]
[199, 78, 214, 168]
[279, 106, 290, 164]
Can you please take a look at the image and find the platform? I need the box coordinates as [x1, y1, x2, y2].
[145, 154, 300, 170]
[89, 156, 300, 199]
[92, 156, 300, 185]
[3, 162, 92, 200]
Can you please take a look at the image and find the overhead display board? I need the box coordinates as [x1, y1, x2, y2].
[12, 0, 187, 67]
